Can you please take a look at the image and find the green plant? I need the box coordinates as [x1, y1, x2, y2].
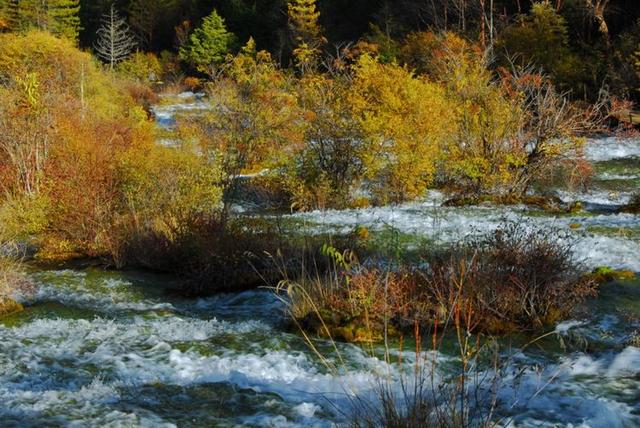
[178, 8, 236, 75]
[117, 52, 162, 83]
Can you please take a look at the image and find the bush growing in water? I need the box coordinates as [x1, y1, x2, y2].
[279, 223, 597, 340]
[622, 192, 640, 214]
[0, 252, 32, 317]
[424, 224, 597, 332]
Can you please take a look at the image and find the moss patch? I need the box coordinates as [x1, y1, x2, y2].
[588, 266, 637, 283]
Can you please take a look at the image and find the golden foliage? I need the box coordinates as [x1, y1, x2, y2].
[0, 31, 223, 264]
[350, 55, 453, 203]
[181, 41, 305, 206]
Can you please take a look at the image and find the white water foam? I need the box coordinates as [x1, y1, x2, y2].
[585, 137, 640, 162]
[288, 203, 640, 271]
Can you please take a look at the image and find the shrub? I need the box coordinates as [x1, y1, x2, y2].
[180, 41, 305, 210]
[279, 223, 597, 339]
[350, 55, 453, 203]
[424, 224, 598, 332]
[0, 195, 49, 243]
[183, 76, 202, 91]
[284, 53, 455, 209]
[622, 192, 640, 214]
[0, 31, 224, 268]
[281, 73, 365, 210]
[114, 141, 223, 267]
[124, 81, 160, 112]
[117, 52, 163, 83]
[0, 254, 32, 317]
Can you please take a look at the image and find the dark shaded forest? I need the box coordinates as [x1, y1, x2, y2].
[71, 0, 640, 101]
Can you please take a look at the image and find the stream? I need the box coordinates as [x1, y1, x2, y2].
[0, 95, 638, 427]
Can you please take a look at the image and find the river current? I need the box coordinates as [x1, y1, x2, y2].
[0, 96, 638, 427]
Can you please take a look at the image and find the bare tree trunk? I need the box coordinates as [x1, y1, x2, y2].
[479, 0, 486, 48]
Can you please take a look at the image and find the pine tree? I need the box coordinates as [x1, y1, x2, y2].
[288, 0, 323, 47]
[14, 0, 80, 41]
[287, 0, 324, 72]
[48, 0, 81, 41]
[178, 9, 236, 75]
[0, 0, 18, 31]
[16, 0, 45, 31]
[94, 4, 136, 71]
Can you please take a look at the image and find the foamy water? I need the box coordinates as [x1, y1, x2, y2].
[584, 137, 640, 162]
[1, 269, 639, 427]
[2, 103, 638, 427]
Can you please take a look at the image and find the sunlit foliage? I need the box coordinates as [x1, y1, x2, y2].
[178, 8, 236, 75]
[180, 39, 304, 208]
[288, 0, 324, 72]
[0, 31, 222, 263]
[350, 55, 453, 203]
[283, 72, 365, 210]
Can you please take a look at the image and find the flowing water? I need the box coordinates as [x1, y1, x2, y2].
[1, 98, 639, 427]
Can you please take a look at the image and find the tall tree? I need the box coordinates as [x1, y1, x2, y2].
[288, 0, 323, 46]
[14, 0, 81, 41]
[94, 4, 137, 71]
[178, 9, 236, 75]
[498, 2, 581, 92]
[288, 0, 324, 71]
[0, 0, 18, 31]
[48, 0, 81, 40]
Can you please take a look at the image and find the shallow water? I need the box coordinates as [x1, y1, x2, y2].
[2, 98, 638, 427]
[1, 268, 639, 427]
[282, 135, 640, 272]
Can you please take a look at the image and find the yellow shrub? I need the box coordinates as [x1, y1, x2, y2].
[117, 52, 163, 83]
[350, 55, 454, 203]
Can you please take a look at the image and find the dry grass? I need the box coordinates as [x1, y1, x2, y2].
[277, 257, 513, 427]
[273, 227, 584, 427]
[276, 223, 597, 338]
[0, 250, 32, 316]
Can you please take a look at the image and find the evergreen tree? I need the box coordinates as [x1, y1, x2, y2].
[14, 0, 80, 41]
[498, 2, 581, 91]
[288, 0, 323, 46]
[15, 0, 45, 31]
[179, 9, 236, 75]
[94, 4, 137, 71]
[48, 0, 81, 41]
[287, 0, 324, 72]
[0, 0, 18, 31]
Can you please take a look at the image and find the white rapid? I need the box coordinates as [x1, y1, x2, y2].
[1, 268, 639, 427]
[2, 99, 638, 427]
[284, 136, 640, 273]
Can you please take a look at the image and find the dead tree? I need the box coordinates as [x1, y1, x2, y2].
[94, 4, 137, 71]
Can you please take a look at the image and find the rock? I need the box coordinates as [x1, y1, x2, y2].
[620, 193, 640, 214]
